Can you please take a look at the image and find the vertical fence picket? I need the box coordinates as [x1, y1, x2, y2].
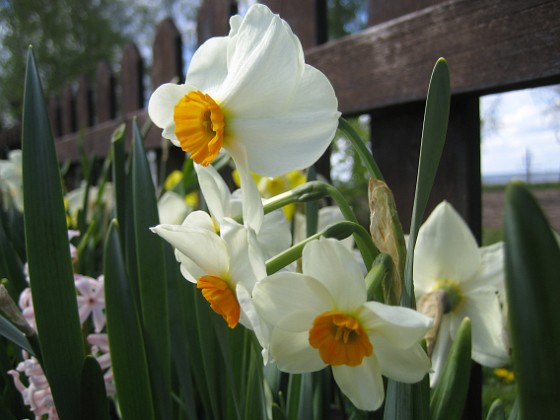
[76, 76, 93, 131]
[95, 61, 116, 124]
[49, 97, 61, 139]
[196, 0, 234, 46]
[120, 43, 144, 116]
[60, 85, 75, 136]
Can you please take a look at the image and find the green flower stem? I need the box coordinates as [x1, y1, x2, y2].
[263, 181, 379, 269]
[338, 117, 384, 181]
[266, 221, 376, 275]
[365, 253, 393, 302]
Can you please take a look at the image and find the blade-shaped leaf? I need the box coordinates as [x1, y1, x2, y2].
[504, 184, 560, 418]
[80, 356, 109, 420]
[430, 318, 472, 420]
[0, 314, 34, 355]
[385, 58, 450, 420]
[131, 120, 172, 418]
[104, 221, 155, 419]
[21, 47, 85, 419]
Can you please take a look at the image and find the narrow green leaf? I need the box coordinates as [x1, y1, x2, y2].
[165, 242, 197, 420]
[403, 57, 451, 309]
[385, 58, 450, 420]
[103, 221, 155, 420]
[80, 356, 109, 420]
[110, 124, 126, 244]
[131, 120, 172, 418]
[504, 184, 560, 418]
[0, 314, 33, 355]
[429, 318, 472, 420]
[305, 167, 319, 237]
[21, 47, 85, 420]
[486, 399, 506, 420]
[0, 221, 26, 299]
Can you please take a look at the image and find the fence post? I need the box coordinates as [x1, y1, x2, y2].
[95, 61, 116, 123]
[49, 97, 61, 138]
[76, 76, 93, 131]
[196, 0, 235, 45]
[60, 85, 76, 136]
[150, 18, 185, 176]
[120, 43, 144, 116]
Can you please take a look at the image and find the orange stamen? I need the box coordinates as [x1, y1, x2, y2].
[174, 91, 224, 166]
[308, 311, 373, 366]
[197, 275, 239, 328]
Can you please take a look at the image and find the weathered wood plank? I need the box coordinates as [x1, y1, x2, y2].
[120, 43, 144, 115]
[76, 76, 92, 131]
[368, 0, 443, 25]
[95, 61, 116, 123]
[152, 18, 183, 88]
[308, 0, 560, 116]
[53, 0, 560, 162]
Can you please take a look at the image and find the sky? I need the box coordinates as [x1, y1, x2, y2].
[480, 85, 560, 181]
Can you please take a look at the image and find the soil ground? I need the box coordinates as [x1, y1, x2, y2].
[482, 186, 560, 231]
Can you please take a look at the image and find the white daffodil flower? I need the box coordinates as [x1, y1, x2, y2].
[151, 217, 266, 331]
[148, 4, 340, 232]
[413, 201, 510, 386]
[253, 237, 432, 411]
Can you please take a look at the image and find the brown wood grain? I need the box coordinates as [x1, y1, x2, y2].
[308, 0, 560, 116]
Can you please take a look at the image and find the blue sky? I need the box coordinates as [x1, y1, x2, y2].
[481, 85, 560, 179]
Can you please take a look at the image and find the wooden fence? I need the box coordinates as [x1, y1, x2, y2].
[0, 0, 559, 415]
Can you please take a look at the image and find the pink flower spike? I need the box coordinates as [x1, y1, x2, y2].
[75, 275, 106, 332]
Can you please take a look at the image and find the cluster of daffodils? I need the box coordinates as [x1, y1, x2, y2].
[148, 4, 442, 411]
[8, 233, 115, 418]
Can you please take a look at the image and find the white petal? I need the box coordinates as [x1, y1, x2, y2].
[237, 283, 271, 362]
[219, 5, 304, 115]
[148, 83, 193, 136]
[227, 141, 264, 232]
[228, 67, 339, 177]
[257, 209, 292, 259]
[452, 289, 509, 367]
[158, 191, 190, 225]
[174, 250, 202, 283]
[269, 329, 325, 373]
[374, 337, 431, 383]
[253, 272, 334, 332]
[466, 242, 505, 293]
[183, 210, 215, 232]
[185, 37, 229, 94]
[222, 219, 266, 291]
[195, 163, 231, 224]
[151, 224, 228, 277]
[429, 316, 453, 387]
[332, 357, 385, 411]
[414, 202, 481, 294]
[359, 301, 432, 348]
[302, 238, 366, 312]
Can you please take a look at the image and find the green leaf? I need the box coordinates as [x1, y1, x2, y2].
[504, 184, 560, 418]
[0, 314, 33, 355]
[131, 120, 172, 418]
[21, 47, 85, 420]
[103, 221, 155, 420]
[0, 221, 26, 299]
[385, 58, 450, 420]
[165, 242, 197, 420]
[429, 318, 472, 420]
[403, 57, 451, 309]
[486, 399, 506, 420]
[110, 124, 126, 245]
[80, 356, 109, 420]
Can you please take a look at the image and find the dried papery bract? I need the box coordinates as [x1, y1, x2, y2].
[368, 178, 406, 304]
